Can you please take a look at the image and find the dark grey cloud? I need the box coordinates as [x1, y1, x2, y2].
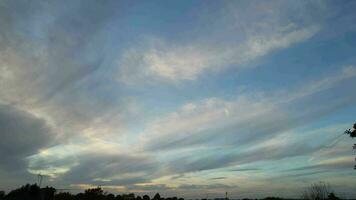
[264, 161, 352, 183]
[279, 170, 330, 180]
[170, 174, 185, 180]
[126, 184, 171, 191]
[229, 168, 260, 172]
[0, 104, 53, 171]
[0, 103, 55, 189]
[209, 177, 227, 180]
[178, 184, 235, 190]
[57, 153, 158, 186]
[288, 160, 352, 172]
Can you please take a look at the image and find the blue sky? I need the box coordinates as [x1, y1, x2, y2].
[0, 0, 356, 198]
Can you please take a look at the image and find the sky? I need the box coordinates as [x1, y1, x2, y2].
[0, 0, 356, 198]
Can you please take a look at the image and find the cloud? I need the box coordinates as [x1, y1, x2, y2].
[230, 168, 260, 172]
[140, 67, 356, 153]
[165, 123, 353, 177]
[118, 26, 319, 84]
[209, 177, 227, 180]
[163, 140, 309, 175]
[0, 0, 112, 103]
[126, 184, 171, 192]
[117, 0, 322, 84]
[30, 150, 158, 185]
[289, 156, 354, 172]
[140, 96, 278, 151]
[0, 0, 144, 150]
[0, 103, 54, 178]
[178, 184, 235, 190]
[135, 67, 356, 176]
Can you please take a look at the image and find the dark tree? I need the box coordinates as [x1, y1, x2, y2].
[0, 191, 5, 199]
[0, 184, 186, 200]
[344, 122, 356, 138]
[327, 193, 340, 200]
[55, 192, 75, 200]
[302, 182, 333, 200]
[107, 193, 116, 200]
[344, 122, 356, 170]
[82, 187, 105, 200]
[122, 193, 135, 200]
[153, 193, 161, 200]
[4, 184, 40, 200]
[40, 186, 56, 200]
[76, 193, 85, 200]
[262, 197, 284, 200]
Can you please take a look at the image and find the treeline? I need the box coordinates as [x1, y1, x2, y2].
[0, 183, 345, 200]
[0, 184, 184, 200]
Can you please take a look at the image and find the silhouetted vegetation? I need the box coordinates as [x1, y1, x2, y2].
[1, 184, 55, 200]
[344, 122, 356, 170]
[327, 193, 340, 200]
[53, 192, 75, 200]
[0, 183, 347, 200]
[0, 184, 187, 200]
[344, 123, 356, 138]
[302, 182, 340, 200]
[0, 191, 5, 199]
[262, 197, 284, 200]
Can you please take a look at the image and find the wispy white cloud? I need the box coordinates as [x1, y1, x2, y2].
[118, 25, 319, 84]
[117, 0, 322, 84]
[139, 66, 356, 152]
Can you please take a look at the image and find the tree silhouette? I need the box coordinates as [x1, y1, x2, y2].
[106, 193, 115, 200]
[2, 185, 181, 200]
[153, 193, 161, 200]
[122, 193, 135, 200]
[344, 122, 356, 138]
[54, 192, 75, 200]
[4, 184, 40, 200]
[327, 193, 340, 200]
[0, 191, 5, 200]
[302, 182, 335, 200]
[344, 122, 356, 169]
[83, 187, 105, 200]
[262, 197, 283, 200]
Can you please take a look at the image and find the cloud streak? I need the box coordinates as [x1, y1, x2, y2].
[117, 0, 323, 84]
[118, 25, 319, 84]
[140, 67, 356, 153]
